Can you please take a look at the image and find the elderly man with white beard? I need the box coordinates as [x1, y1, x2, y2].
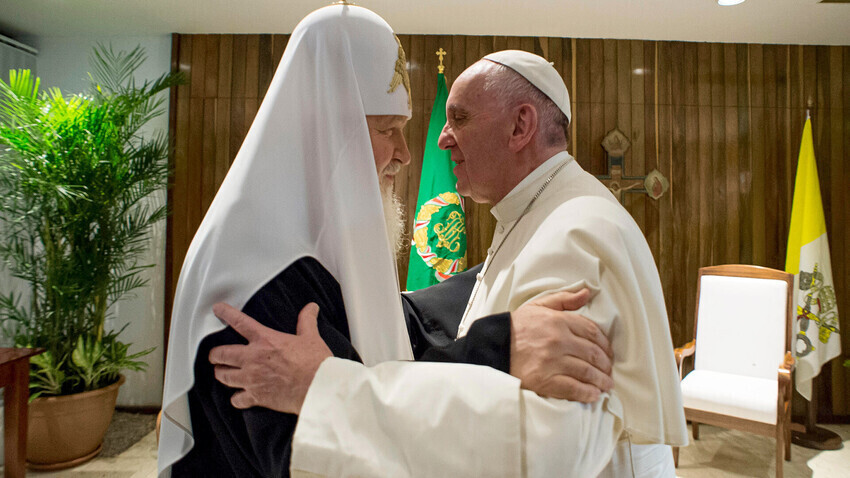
[159, 5, 614, 478]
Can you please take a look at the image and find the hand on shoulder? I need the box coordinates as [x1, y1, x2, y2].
[510, 288, 614, 403]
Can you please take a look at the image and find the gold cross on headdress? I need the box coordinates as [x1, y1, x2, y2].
[436, 48, 447, 74]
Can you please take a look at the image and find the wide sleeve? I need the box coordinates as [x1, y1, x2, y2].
[503, 197, 687, 446]
[174, 257, 360, 478]
[290, 359, 621, 478]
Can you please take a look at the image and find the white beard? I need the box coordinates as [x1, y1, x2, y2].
[381, 183, 406, 261]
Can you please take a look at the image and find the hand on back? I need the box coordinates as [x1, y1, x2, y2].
[208, 302, 331, 415]
[510, 288, 614, 403]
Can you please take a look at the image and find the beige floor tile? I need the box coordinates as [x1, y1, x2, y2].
[11, 424, 850, 477]
[676, 424, 850, 478]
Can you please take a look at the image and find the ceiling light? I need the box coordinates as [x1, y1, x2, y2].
[718, 0, 746, 5]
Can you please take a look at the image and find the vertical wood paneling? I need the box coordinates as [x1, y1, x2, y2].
[589, 40, 605, 175]
[216, 36, 232, 98]
[683, 42, 701, 340]
[838, 46, 850, 416]
[230, 36, 247, 99]
[764, 45, 782, 269]
[203, 35, 219, 99]
[168, 34, 850, 418]
[711, 44, 727, 266]
[201, 98, 216, 213]
[737, 44, 753, 266]
[656, 42, 675, 335]
[574, 39, 591, 170]
[828, 46, 846, 415]
[272, 35, 288, 73]
[244, 35, 260, 99]
[697, 44, 714, 268]
[189, 35, 206, 98]
[257, 34, 273, 99]
[750, 44, 767, 266]
[669, 40, 687, 338]
[724, 44, 740, 265]
[214, 98, 231, 188]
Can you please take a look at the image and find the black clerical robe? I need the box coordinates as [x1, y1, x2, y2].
[173, 257, 510, 477]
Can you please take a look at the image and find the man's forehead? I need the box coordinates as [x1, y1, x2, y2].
[367, 114, 409, 128]
[446, 70, 490, 111]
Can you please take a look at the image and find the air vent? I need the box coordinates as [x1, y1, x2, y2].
[820, 0, 850, 3]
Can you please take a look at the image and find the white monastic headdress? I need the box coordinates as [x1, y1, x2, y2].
[158, 5, 414, 475]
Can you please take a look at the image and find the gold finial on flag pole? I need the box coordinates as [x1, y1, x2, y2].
[436, 48, 447, 74]
[332, 0, 354, 5]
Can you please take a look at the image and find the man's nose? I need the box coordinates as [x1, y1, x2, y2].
[437, 123, 454, 151]
[396, 135, 411, 165]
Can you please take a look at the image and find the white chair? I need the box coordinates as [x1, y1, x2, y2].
[673, 265, 794, 478]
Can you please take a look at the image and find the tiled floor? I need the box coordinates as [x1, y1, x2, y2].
[27, 430, 157, 478]
[13, 423, 850, 477]
[676, 424, 850, 478]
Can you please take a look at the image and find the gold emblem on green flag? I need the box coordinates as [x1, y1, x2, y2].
[412, 192, 467, 281]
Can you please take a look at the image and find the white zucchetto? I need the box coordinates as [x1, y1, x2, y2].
[484, 50, 571, 122]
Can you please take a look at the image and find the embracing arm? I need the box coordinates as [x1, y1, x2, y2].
[289, 200, 648, 477]
[210, 284, 619, 477]
[403, 266, 613, 401]
[291, 358, 620, 478]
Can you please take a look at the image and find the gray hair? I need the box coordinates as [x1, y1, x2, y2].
[482, 62, 570, 148]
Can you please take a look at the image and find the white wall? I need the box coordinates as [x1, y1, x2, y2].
[0, 38, 38, 348]
[23, 35, 172, 407]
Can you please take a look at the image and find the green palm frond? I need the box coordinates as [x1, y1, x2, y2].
[89, 44, 147, 95]
[0, 44, 182, 396]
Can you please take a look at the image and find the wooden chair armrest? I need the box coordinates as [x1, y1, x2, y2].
[674, 340, 695, 380]
[778, 351, 794, 398]
[781, 351, 795, 371]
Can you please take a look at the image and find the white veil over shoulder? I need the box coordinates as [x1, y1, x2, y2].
[158, 5, 414, 475]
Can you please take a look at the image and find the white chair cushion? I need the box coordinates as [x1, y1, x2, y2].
[681, 370, 777, 424]
[695, 275, 788, 380]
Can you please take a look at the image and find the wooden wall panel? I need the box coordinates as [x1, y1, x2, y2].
[168, 34, 850, 418]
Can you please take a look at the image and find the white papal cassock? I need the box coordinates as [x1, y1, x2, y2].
[289, 152, 688, 477]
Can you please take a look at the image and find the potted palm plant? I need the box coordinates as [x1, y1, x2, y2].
[0, 45, 182, 469]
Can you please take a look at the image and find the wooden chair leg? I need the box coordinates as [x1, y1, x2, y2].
[692, 421, 700, 440]
[784, 409, 792, 461]
[776, 426, 784, 478]
[672, 446, 679, 468]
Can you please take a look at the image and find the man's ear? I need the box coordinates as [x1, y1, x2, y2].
[508, 103, 538, 152]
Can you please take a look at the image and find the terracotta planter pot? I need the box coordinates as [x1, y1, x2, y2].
[26, 375, 125, 470]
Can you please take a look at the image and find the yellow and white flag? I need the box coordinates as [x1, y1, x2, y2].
[785, 116, 841, 400]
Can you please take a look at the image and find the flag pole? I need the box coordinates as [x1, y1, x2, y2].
[792, 376, 842, 450]
[787, 110, 842, 451]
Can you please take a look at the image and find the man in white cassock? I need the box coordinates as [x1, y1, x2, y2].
[159, 5, 615, 478]
[209, 51, 690, 477]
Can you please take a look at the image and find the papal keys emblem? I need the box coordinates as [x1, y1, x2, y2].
[412, 192, 467, 281]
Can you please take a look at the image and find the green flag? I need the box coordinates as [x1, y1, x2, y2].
[406, 73, 467, 291]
